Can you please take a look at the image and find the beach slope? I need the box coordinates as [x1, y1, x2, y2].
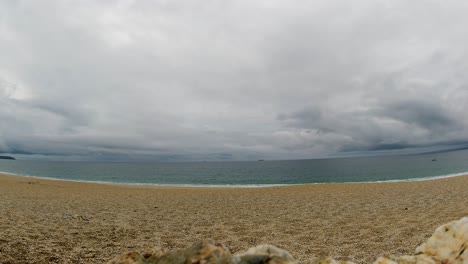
[0, 173, 467, 263]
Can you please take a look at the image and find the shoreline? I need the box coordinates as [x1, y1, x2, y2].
[1, 170, 468, 188]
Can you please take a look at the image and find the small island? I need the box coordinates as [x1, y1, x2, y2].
[0, 156, 15, 160]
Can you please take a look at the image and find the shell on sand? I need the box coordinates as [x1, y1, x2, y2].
[313, 256, 356, 264]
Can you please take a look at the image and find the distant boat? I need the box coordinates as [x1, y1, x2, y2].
[0, 156, 15, 160]
[257, 159, 265, 162]
[432, 158, 437, 161]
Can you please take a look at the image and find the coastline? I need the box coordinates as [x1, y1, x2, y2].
[1, 169, 468, 188]
[1, 172, 468, 263]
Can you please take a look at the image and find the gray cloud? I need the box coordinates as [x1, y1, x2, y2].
[1, 0, 468, 161]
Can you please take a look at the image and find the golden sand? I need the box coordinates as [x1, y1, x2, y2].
[0, 173, 467, 263]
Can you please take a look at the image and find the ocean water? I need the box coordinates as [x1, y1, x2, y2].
[1, 149, 468, 186]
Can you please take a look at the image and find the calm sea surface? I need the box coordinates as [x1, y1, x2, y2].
[1, 149, 468, 186]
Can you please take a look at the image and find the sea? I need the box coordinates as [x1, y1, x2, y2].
[1, 149, 468, 187]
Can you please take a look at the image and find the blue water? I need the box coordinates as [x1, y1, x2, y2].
[1, 149, 468, 186]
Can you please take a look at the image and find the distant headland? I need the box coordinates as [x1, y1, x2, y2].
[0, 156, 15, 160]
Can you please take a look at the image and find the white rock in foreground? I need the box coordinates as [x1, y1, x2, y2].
[415, 217, 468, 263]
[372, 217, 468, 264]
[235, 244, 295, 263]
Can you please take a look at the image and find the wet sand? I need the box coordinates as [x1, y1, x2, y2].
[0, 173, 467, 263]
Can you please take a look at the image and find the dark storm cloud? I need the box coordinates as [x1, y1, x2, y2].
[1, 0, 468, 161]
[375, 100, 459, 132]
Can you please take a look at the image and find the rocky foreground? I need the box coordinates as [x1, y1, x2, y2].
[108, 217, 468, 264]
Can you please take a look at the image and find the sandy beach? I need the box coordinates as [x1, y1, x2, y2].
[0, 173, 467, 264]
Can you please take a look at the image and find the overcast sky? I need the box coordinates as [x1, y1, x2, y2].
[1, 0, 468, 161]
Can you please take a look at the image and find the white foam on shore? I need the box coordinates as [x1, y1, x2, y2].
[1, 170, 468, 188]
[366, 171, 468, 183]
[0, 171, 293, 188]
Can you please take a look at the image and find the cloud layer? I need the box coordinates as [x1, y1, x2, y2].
[1, 0, 468, 161]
